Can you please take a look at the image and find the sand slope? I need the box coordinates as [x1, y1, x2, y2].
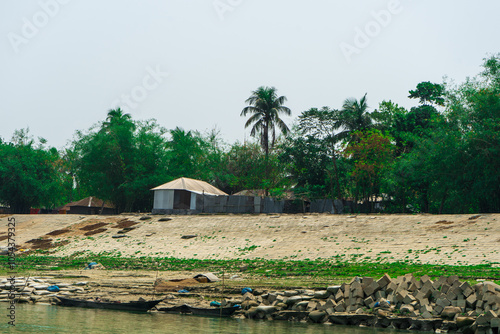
[1, 213, 499, 266]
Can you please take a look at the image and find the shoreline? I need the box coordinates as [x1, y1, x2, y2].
[0, 271, 498, 333]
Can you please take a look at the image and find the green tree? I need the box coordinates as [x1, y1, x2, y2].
[344, 130, 394, 212]
[335, 94, 374, 143]
[296, 107, 344, 202]
[240, 86, 291, 157]
[166, 127, 206, 180]
[0, 130, 64, 213]
[71, 109, 169, 212]
[408, 81, 445, 106]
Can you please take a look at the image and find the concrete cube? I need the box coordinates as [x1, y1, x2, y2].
[375, 290, 386, 300]
[363, 281, 380, 297]
[466, 293, 477, 308]
[376, 274, 392, 289]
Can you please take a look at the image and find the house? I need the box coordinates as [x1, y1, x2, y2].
[151, 177, 228, 214]
[59, 197, 116, 215]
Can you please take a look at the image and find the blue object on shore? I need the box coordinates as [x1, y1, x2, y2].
[210, 301, 221, 307]
[85, 262, 98, 270]
[47, 285, 60, 292]
[241, 287, 252, 295]
[374, 301, 390, 308]
[178, 289, 189, 293]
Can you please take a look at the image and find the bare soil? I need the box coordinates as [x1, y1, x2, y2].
[0, 213, 498, 266]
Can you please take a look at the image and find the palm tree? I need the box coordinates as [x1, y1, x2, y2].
[241, 86, 291, 157]
[335, 93, 373, 143]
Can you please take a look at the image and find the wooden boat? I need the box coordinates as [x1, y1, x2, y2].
[187, 305, 239, 317]
[157, 304, 191, 314]
[57, 297, 163, 312]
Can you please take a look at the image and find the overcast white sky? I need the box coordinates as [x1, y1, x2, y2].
[1, 0, 499, 148]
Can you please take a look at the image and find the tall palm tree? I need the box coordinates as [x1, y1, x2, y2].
[335, 93, 373, 143]
[241, 86, 291, 157]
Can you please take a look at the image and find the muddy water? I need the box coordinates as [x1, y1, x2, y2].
[1, 303, 409, 333]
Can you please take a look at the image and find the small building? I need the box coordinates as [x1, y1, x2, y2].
[59, 197, 116, 215]
[151, 177, 228, 214]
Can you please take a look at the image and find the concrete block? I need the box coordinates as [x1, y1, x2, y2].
[403, 294, 416, 305]
[420, 304, 433, 313]
[334, 290, 343, 302]
[447, 290, 458, 301]
[421, 280, 434, 294]
[418, 297, 430, 306]
[433, 290, 446, 300]
[352, 288, 363, 299]
[396, 281, 409, 292]
[484, 293, 497, 305]
[362, 277, 374, 287]
[396, 290, 409, 303]
[347, 304, 358, 312]
[421, 310, 433, 319]
[364, 296, 374, 307]
[446, 275, 459, 285]
[433, 276, 447, 290]
[385, 281, 398, 294]
[491, 317, 500, 328]
[460, 281, 472, 292]
[416, 290, 432, 301]
[409, 310, 420, 317]
[376, 274, 391, 289]
[434, 305, 444, 315]
[307, 301, 318, 311]
[463, 287, 474, 299]
[436, 298, 451, 308]
[482, 282, 496, 294]
[466, 293, 477, 308]
[408, 282, 418, 292]
[457, 299, 466, 308]
[420, 274, 432, 285]
[324, 299, 336, 310]
[350, 280, 362, 291]
[404, 273, 415, 282]
[334, 302, 345, 312]
[441, 283, 451, 294]
[363, 281, 380, 297]
[375, 290, 386, 300]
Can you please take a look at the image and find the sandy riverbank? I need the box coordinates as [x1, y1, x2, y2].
[0, 213, 498, 266]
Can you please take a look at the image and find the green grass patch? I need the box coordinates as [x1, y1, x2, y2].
[0, 255, 498, 283]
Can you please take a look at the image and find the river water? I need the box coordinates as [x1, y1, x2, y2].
[1, 304, 409, 334]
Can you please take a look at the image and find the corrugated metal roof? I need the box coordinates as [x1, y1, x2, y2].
[151, 177, 228, 196]
[62, 197, 115, 210]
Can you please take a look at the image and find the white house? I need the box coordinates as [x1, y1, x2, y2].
[151, 177, 228, 214]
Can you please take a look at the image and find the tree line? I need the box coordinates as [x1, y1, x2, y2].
[1, 55, 499, 214]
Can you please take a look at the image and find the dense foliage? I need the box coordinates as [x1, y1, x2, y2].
[1, 55, 499, 213]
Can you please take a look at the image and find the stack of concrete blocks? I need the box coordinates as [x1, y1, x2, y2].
[240, 274, 500, 333]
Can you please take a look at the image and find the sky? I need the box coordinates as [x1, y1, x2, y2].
[1, 0, 500, 149]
